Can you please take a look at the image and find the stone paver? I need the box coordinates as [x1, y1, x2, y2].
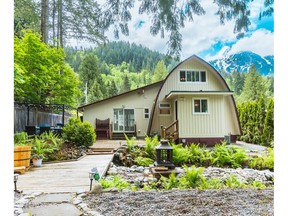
[23, 203, 81, 216]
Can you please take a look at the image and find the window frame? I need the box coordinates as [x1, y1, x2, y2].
[179, 70, 207, 83]
[159, 103, 171, 115]
[144, 108, 150, 119]
[192, 98, 209, 114]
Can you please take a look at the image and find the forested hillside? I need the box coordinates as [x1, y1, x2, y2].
[64, 42, 178, 105]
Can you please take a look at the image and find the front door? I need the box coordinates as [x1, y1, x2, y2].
[113, 109, 135, 132]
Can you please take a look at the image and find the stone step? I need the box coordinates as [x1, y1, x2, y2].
[86, 152, 114, 155]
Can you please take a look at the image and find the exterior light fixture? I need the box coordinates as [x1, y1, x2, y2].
[89, 167, 100, 191]
[182, 139, 186, 146]
[155, 140, 175, 169]
[14, 174, 21, 193]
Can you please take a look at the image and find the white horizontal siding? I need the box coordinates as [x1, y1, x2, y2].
[83, 83, 161, 137]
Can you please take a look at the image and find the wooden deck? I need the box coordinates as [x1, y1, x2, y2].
[16, 154, 114, 193]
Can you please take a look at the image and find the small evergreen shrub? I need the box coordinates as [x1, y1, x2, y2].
[63, 117, 96, 147]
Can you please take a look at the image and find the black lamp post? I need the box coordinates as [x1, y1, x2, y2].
[14, 174, 21, 193]
[89, 167, 100, 191]
[155, 140, 175, 169]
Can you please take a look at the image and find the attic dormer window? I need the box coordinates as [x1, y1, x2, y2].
[179, 70, 206, 82]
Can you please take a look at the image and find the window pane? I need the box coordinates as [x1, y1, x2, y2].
[201, 100, 208, 112]
[180, 71, 186, 82]
[194, 100, 200, 112]
[187, 71, 192, 82]
[201, 71, 206, 82]
[160, 109, 170, 114]
[144, 108, 149, 118]
[195, 71, 199, 81]
[192, 71, 195, 81]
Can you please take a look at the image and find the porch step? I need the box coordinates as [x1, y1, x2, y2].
[87, 147, 115, 155]
[111, 132, 135, 140]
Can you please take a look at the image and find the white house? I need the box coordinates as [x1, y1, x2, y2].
[77, 55, 241, 146]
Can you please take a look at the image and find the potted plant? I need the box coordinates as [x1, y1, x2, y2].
[14, 132, 33, 168]
[31, 137, 55, 167]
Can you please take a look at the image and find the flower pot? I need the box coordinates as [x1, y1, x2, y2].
[32, 158, 43, 167]
[14, 146, 32, 168]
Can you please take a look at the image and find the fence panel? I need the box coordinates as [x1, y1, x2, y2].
[14, 107, 72, 133]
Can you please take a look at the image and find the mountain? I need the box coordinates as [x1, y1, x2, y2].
[209, 51, 274, 76]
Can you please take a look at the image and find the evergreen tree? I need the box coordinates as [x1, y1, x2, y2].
[152, 60, 168, 83]
[262, 98, 274, 147]
[121, 74, 131, 93]
[87, 80, 103, 103]
[240, 66, 268, 102]
[231, 71, 245, 95]
[78, 53, 101, 90]
[108, 80, 118, 97]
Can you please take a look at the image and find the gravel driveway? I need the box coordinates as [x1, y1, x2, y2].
[83, 188, 273, 216]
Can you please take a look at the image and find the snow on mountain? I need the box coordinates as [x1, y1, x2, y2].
[208, 51, 274, 76]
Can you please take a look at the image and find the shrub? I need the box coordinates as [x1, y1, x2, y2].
[62, 117, 96, 147]
[14, 132, 32, 146]
[211, 143, 248, 168]
[179, 165, 206, 189]
[188, 143, 206, 164]
[224, 175, 246, 189]
[172, 144, 191, 166]
[160, 172, 178, 190]
[100, 175, 131, 190]
[74, 122, 96, 147]
[144, 135, 159, 159]
[134, 157, 154, 166]
[31, 137, 58, 160]
[198, 177, 224, 190]
[249, 148, 274, 171]
[124, 133, 136, 153]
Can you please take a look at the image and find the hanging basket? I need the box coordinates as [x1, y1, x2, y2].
[14, 146, 32, 168]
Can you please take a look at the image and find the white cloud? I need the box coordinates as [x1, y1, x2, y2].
[229, 29, 274, 57]
[70, 1, 273, 60]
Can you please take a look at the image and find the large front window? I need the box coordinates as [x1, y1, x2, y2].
[113, 109, 135, 132]
[193, 99, 208, 113]
[180, 70, 206, 82]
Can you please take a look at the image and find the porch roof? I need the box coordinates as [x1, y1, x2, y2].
[165, 90, 234, 99]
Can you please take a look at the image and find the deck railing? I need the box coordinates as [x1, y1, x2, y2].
[161, 120, 179, 142]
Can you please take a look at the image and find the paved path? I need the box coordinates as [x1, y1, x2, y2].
[17, 154, 113, 194]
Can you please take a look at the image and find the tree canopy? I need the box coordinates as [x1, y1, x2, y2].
[14, 0, 274, 58]
[14, 31, 82, 106]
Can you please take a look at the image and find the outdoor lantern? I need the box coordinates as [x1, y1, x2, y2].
[89, 167, 100, 191]
[155, 140, 175, 169]
[14, 174, 21, 193]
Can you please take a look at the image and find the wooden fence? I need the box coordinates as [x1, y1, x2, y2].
[14, 107, 72, 133]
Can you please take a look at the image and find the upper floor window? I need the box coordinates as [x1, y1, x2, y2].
[180, 70, 206, 82]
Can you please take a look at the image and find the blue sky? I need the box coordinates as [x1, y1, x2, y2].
[96, 0, 274, 61]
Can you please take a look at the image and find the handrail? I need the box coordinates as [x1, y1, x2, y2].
[161, 120, 178, 141]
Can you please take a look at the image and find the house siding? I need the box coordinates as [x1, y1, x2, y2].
[150, 56, 240, 139]
[82, 83, 161, 137]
